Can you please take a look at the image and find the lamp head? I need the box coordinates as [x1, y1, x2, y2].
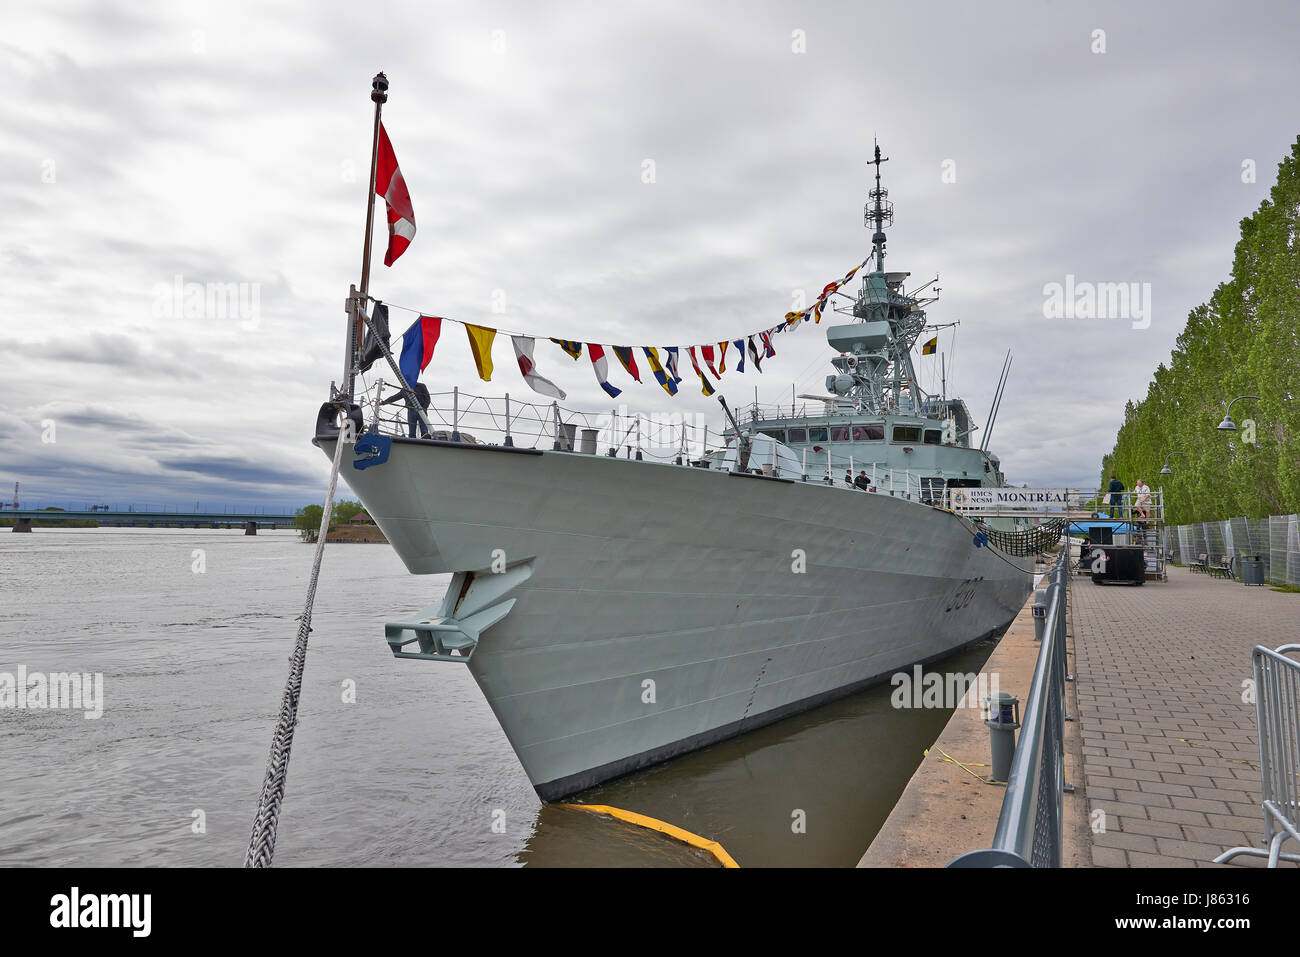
[1217, 416, 1236, 431]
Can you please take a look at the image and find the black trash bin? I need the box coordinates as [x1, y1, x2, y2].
[1240, 554, 1264, 586]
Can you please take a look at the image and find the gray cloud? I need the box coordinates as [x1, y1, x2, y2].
[1, 0, 1297, 507]
[156, 455, 318, 489]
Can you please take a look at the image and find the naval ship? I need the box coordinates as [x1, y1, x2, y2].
[315, 146, 1037, 800]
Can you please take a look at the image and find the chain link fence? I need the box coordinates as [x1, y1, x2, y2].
[1170, 515, 1300, 585]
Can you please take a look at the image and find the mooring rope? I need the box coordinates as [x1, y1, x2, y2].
[244, 426, 348, 867]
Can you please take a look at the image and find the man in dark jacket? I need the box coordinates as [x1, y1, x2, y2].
[1107, 476, 1125, 518]
[854, 470, 872, 490]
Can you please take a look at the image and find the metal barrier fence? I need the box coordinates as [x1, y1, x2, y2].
[1169, 515, 1300, 585]
[949, 550, 1071, 867]
[1214, 644, 1300, 867]
[1204, 520, 1226, 564]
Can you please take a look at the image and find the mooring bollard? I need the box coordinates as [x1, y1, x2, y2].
[1031, 588, 1049, 642]
[984, 691, 1020, 784]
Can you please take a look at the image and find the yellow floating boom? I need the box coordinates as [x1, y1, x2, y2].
[559, 803, 739, 868]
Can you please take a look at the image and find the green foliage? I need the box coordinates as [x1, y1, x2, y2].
[293, 500, 367, 541]
[1100, 136, 1300, 525]
[332, 500, 365, 524]
[294, 504, 323, 542]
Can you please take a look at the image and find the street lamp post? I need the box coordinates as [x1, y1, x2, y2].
[1217, 395, 1259, 431]
[1159, 451, 1186, 475]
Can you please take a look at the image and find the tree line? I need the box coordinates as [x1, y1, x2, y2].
[1100, 136, 1300, 526]
[293, 500, 366, 542]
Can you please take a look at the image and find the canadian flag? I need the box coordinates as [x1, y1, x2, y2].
[376, 122, 415, 266]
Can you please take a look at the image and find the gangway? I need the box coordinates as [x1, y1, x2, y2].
[946, 487, 1166, 583]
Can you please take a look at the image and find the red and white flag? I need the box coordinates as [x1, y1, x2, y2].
[511, 336, 566, 400]
[700, 344, 719, 378]
[587, 344, 622, 398]
[376, 122, 415, 266]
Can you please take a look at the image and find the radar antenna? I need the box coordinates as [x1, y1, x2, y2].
[865, 140, 893, 272]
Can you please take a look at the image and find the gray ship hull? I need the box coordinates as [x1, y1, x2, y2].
[321, 436, 1033, 799]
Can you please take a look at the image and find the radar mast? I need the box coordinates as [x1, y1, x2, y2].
[823, 143, 931, 416]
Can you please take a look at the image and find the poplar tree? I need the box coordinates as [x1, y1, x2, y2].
[1099, 136, 1300, 526]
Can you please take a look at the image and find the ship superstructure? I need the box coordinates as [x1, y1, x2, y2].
[710, 145, 1005, 501]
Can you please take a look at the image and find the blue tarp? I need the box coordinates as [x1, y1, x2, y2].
[1067, 520, 1135, 537]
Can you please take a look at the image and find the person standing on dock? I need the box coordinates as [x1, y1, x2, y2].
[1107, 475, 1125, 519]
[1133, 479, 1151, 521]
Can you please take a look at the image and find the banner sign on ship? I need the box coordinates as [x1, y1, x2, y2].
[949, 488, 1080, 512]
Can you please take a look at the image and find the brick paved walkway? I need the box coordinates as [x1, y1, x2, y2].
[1072, 565, 1299, 867]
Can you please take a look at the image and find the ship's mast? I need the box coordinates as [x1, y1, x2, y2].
[823, 143, 930, 417]
[867, 141, 891, 273]
[341, 73, 389, 403]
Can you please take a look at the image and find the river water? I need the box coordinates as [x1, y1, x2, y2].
[0, 528, 996, 867]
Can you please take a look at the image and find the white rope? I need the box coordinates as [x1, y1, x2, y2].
[244, 424, 348, 867]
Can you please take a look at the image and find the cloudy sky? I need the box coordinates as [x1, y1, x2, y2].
[3, 0, 1298, 509]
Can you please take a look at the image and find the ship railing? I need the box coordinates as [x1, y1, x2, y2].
[949, 549, 1071, 868]
[702, 442, 932, 499]
[738, 399, 920, 423]
[355, 384, 720, 461]
[352, 385, 942, 502]
[741, 401, 830, 422]
[809, 456, 931, 501]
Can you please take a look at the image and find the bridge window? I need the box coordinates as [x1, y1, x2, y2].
[830, 426, 851, 441]
[924, 429, 941, 445]
[787, 427, 807, 443]
[808, 427, 828, 443]
[853, 424, 884, 440]
[893, 426, 922, 443]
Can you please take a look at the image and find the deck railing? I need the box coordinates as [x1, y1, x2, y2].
[358, 384, 714, 460]
[949, 549, 1072, 867]
[345, 387, 954, 501]
[736, 398, 934, 423]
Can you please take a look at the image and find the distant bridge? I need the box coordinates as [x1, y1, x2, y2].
[5, 508, 297, 530]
